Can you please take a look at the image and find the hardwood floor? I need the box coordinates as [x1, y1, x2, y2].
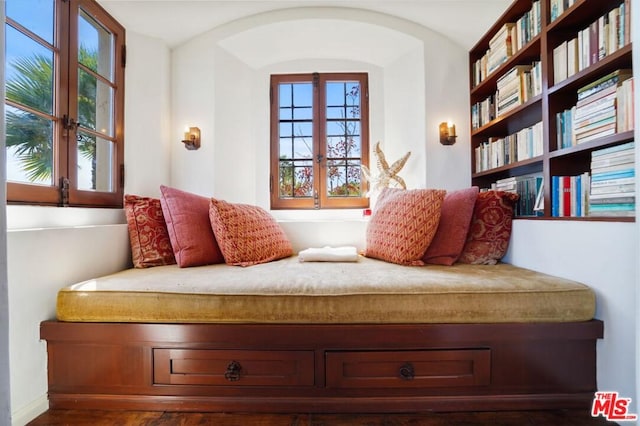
[28, 409, 619, 425]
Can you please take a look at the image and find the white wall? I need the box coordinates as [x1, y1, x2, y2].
[170, 7, 471, 209]
[7, 31, 171, 425]
[503, 222, 637, 408]
[123, 32, 172, 197]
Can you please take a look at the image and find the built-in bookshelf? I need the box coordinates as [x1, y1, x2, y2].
[469, 0, 634, 221]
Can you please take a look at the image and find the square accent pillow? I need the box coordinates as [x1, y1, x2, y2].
[159, 185, 224, 267]
[457, 190, 520, 265]
[209, 198, 293, 267]
[423, 186, 479, 266]
[365, 188, 446, 266]
[124, 195, 176, 268]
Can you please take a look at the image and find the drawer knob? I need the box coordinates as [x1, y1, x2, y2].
[399, 362, 415, 381]
[224, 360, 242, 381]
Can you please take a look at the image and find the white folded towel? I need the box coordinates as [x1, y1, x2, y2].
[298, 246, 360, 262]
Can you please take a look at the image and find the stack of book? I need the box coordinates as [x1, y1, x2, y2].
[493, 174, 544, 217]
[475, 121, 543, 172]
[487, 23, 515, 75]
[551, 172, 590, 217]
[496, 62, 542, 117]
[589, 141, 635, 217]
[471, 0, 541, 88]
[574, 69, 632, 144]
[551, 1, 630, 85]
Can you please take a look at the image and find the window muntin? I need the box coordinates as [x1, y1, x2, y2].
[4, 0, 125, 207]
[271, 73, 369, 210]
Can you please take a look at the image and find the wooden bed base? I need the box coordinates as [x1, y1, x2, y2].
[40, 320, 603, 413]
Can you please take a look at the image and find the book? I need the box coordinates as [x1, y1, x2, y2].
[577, 69, 633, 101]
[591, 141, 635, 157]
[590, 183, 634, 195]
[553, 41, 568, 84]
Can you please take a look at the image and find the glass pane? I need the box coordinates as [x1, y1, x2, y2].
[6, 0, 54, 44]
[5, 25, 54, 115]
[293, 106, 312, 120]
[327, 136, 361, 159]
[327, 121, 347, 137]
[78, 9, 114, 81]
[326, 82, 345, 106]
[78, 68, 114, 137]
[294, 122, 312, 138]
[77, 131, 114, 192]
[326, 106, 346, 120]
[326, 160, 362, 197]
[292, 83, 312, 107]
[279, 84, 292, 107]
[279, 138, 292, 159]
[293, 138, 312, 159]
[279, 161, 293, 197]
[279, 107, 292, 120]
[279, 160, 313, 198]
[293, 164, 313, 197]
[280, 122, 293, 137]
[345, 82, 361, 118]
[5, 105, 54, 185]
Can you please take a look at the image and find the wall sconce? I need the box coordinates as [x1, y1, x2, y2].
[439, 121, 457, 145]
[182, 127, 201, 150]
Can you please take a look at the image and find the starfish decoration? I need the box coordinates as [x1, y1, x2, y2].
[361, 141, 411, 193]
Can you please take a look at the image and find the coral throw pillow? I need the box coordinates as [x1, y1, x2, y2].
[209, 198, 293, 267]
[423, 186, 479, 266]
[458, 190, 519, 265]
[159, 185, 224, 267]
[124, 195, 176, 268]
[365, 188, 446, 266]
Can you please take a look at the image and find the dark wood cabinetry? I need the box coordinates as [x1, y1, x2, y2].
[469, 0, 634, 221]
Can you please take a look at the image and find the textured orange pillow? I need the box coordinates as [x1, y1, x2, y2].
[209, 198, 293, 267]
[457, 190, 519, 265]
[423, 187, 479, 266]
[124, 195, 176, 268]
[365, 188, 446, 266]
[159, 185, 224, 267]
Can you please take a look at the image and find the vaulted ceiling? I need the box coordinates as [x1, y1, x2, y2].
[97, 0, 511, 49]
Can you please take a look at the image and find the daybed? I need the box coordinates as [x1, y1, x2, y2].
[40, 256, 603, 413]
[40, 186, 604, 412]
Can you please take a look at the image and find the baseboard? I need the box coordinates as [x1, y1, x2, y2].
[12, 395, 48, 426]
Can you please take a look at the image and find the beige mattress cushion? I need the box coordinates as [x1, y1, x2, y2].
[57, 256, 596, 323]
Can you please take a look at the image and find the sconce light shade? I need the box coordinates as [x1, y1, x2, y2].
[182, 127, 201, 150]
[439, 122, 457, 145]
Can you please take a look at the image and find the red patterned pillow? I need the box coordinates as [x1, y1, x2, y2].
[124, 195, 176, 268]
[423, 187, 479, 266]
[365, 189, 446, 266]
[457, 190, 519, 265]
[209, 198, 293, 267]
[160, 185, 224, 267]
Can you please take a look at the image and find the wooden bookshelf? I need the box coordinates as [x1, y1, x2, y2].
[470, 0, 634, 221]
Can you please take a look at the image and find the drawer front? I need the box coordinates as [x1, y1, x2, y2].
[326, 349, 490, 389]
[154, 349, 314, 386]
